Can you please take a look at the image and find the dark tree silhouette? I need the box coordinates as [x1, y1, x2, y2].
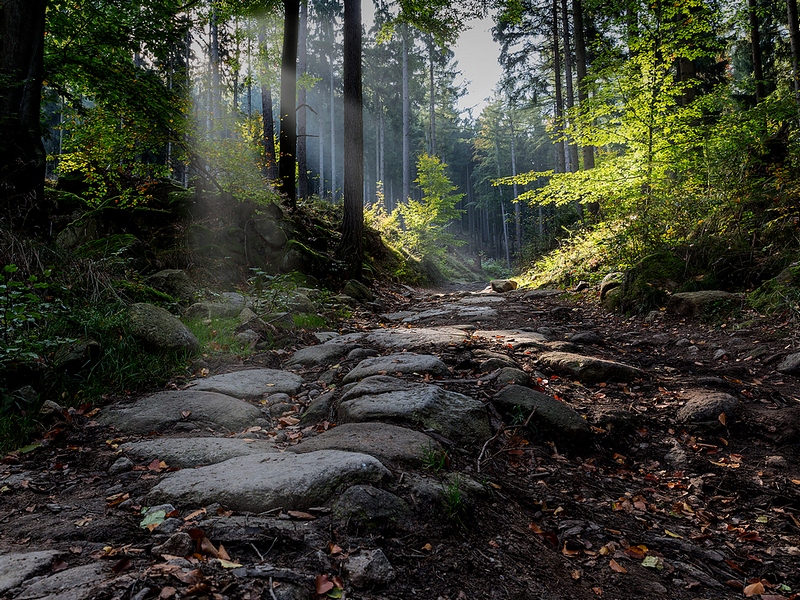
[0, 0, 47, 227]
[338, 0, 364, 278]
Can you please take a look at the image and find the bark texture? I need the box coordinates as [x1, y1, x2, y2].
[279, 0, 299, 209]
[339, 0, 364, 278]
[0, 0, 47, 227]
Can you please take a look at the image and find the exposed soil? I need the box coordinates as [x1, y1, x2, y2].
[2, 283, 800, 600]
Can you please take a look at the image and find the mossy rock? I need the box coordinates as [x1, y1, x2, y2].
[749, 264, 800, 314]
[616, 252, 685, 313]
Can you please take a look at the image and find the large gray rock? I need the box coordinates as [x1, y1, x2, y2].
[121, 437, 275, 468]
[346, 549, 395, 588]
[363, 327, 470, 350]
[99, 390, 266, 434]
[494, 386, 591, 441]
[147, 269, 197, 303]
[474, 329, 548, 350]
[332, 485, 412, 531]
[284, 343, 355, 369]
[676, 390, 740, 425]
[343, 353, 449, 383]
[599, 272, 624, 301]
[777, 352, 800, 375]
[146, 450, 390, 512]
[342, 280, 374, 302]
[523, 289, 563, 299]
[185, 301, 243, 319]
[458, 295, 505, 305]
[128, 303, 199, 352]
[287, 422, 442, 467]
[0, 550, 60, 595]
[667, 291, 737, 318]
[16, 562, 107, 600]
[339, 376, 490, 444]
[189, 368, 303, 399]
[491, 279, 518, 293]
[538, 351, 645, 384]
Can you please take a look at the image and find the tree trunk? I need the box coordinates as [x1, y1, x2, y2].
[402, 29, 411, 204]
[552, 0, 566, 174]
[510, 117, 521, 254]
[261, 83, 277, 180]
[749, 0, 766, 102]
[329, 21, 337, 202]
[561, 0, 578, 172]
[428, 37, 436, 156]
[297, 1, 308, 198]
[788, 0, 800, 103]
[318, 85, 325, 197]
[339, 0, 364, 279]
[0, 0, 47, 227]
[572, 0, 597, 217]
[279, 0, 299, 209]
[210, 4, 221, 128]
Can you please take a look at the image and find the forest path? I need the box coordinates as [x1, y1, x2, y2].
[1, 282, 800, 600]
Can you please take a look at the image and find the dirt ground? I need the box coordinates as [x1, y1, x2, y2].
[1, 283, 799, 600]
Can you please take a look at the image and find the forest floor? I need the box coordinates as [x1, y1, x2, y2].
[1, 282, 800, 600]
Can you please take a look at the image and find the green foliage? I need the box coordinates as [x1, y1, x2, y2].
[421, 444, 448, 472]
[441, 474, 467, 527]
[0, 265, 70, 364]
[397, 153, 464, 260]
[749, 265, 800, 319]
[185, 317, 256, 357]
[292, 313, 327, 329]
[56, 105, 172, 205]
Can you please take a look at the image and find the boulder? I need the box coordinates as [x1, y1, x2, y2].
[0, 550, 61, 595]
[496, 367, 530, 387]
[284, 343, 355, 369]
[128, 303, 199, 353]
[189, 368, 303, 399]
[339, 376, 491, 444]
[15, 562, 107, 600]
[491, 279, 518, 293]
[98, 390, 267, 434]
[599, 272, 624, 301]
[121, 437, 275, 468]
[676, 390, 740, 426]
[343, 353, 450, 383]
[332, 485, 412, 531]
[288, 422, 442, 467]
[667, 291, 737, 318]
[147, 269, 197, 303]
[186, 301, 242, 319]
[494, 386, 591, 442]
[146, 450, 390, 513]
[346, 549, 395, 588]
[776, 352, 800, 375]
[538, 351, 645, 384]
[342, 280, 374, 302]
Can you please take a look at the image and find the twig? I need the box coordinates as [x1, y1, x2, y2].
[268, 577, 278, 600]
[250, 543, 264, 562]
[477, 407, 537, 473]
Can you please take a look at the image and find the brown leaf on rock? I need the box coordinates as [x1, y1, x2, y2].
[174, 568, 205, 585]
[199, 536, 219, 558]
[287, 510, 315, 520]
[112, 558, 132, 573]
[158, 587, 177, 599]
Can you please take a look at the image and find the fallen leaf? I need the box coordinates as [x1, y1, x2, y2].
[74, 517, 92, 527]
[140, 510, 166, 530]
[315, 574, 334, 595]
[743, 582, 765, 596]
[421, 543, 432, 552]
[158, 587, 177, 599]
[592, 587, 603, 596]
[287, 510, 315, 520]
[112, 558, 132, 574]
[279, 416, 301, 427]
[180, 411, 191, 419]
[183, 508, 207, 522]
[718, 412, 727, 426]
[217, 544, 231, 561]
[218, 559, 242, 569]
[609, 559, 627, 573]
[642, 556, 663, 570]
[173, 568, 205, 585]
[327, 543, 343, 556]
[571, 569, 581, 580]
[199, 537, 219, 558]
[664, 529, 683, 539]
[52, 559, 69, 572]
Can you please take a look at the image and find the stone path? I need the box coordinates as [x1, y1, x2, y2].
[2, 284, 799, 600]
